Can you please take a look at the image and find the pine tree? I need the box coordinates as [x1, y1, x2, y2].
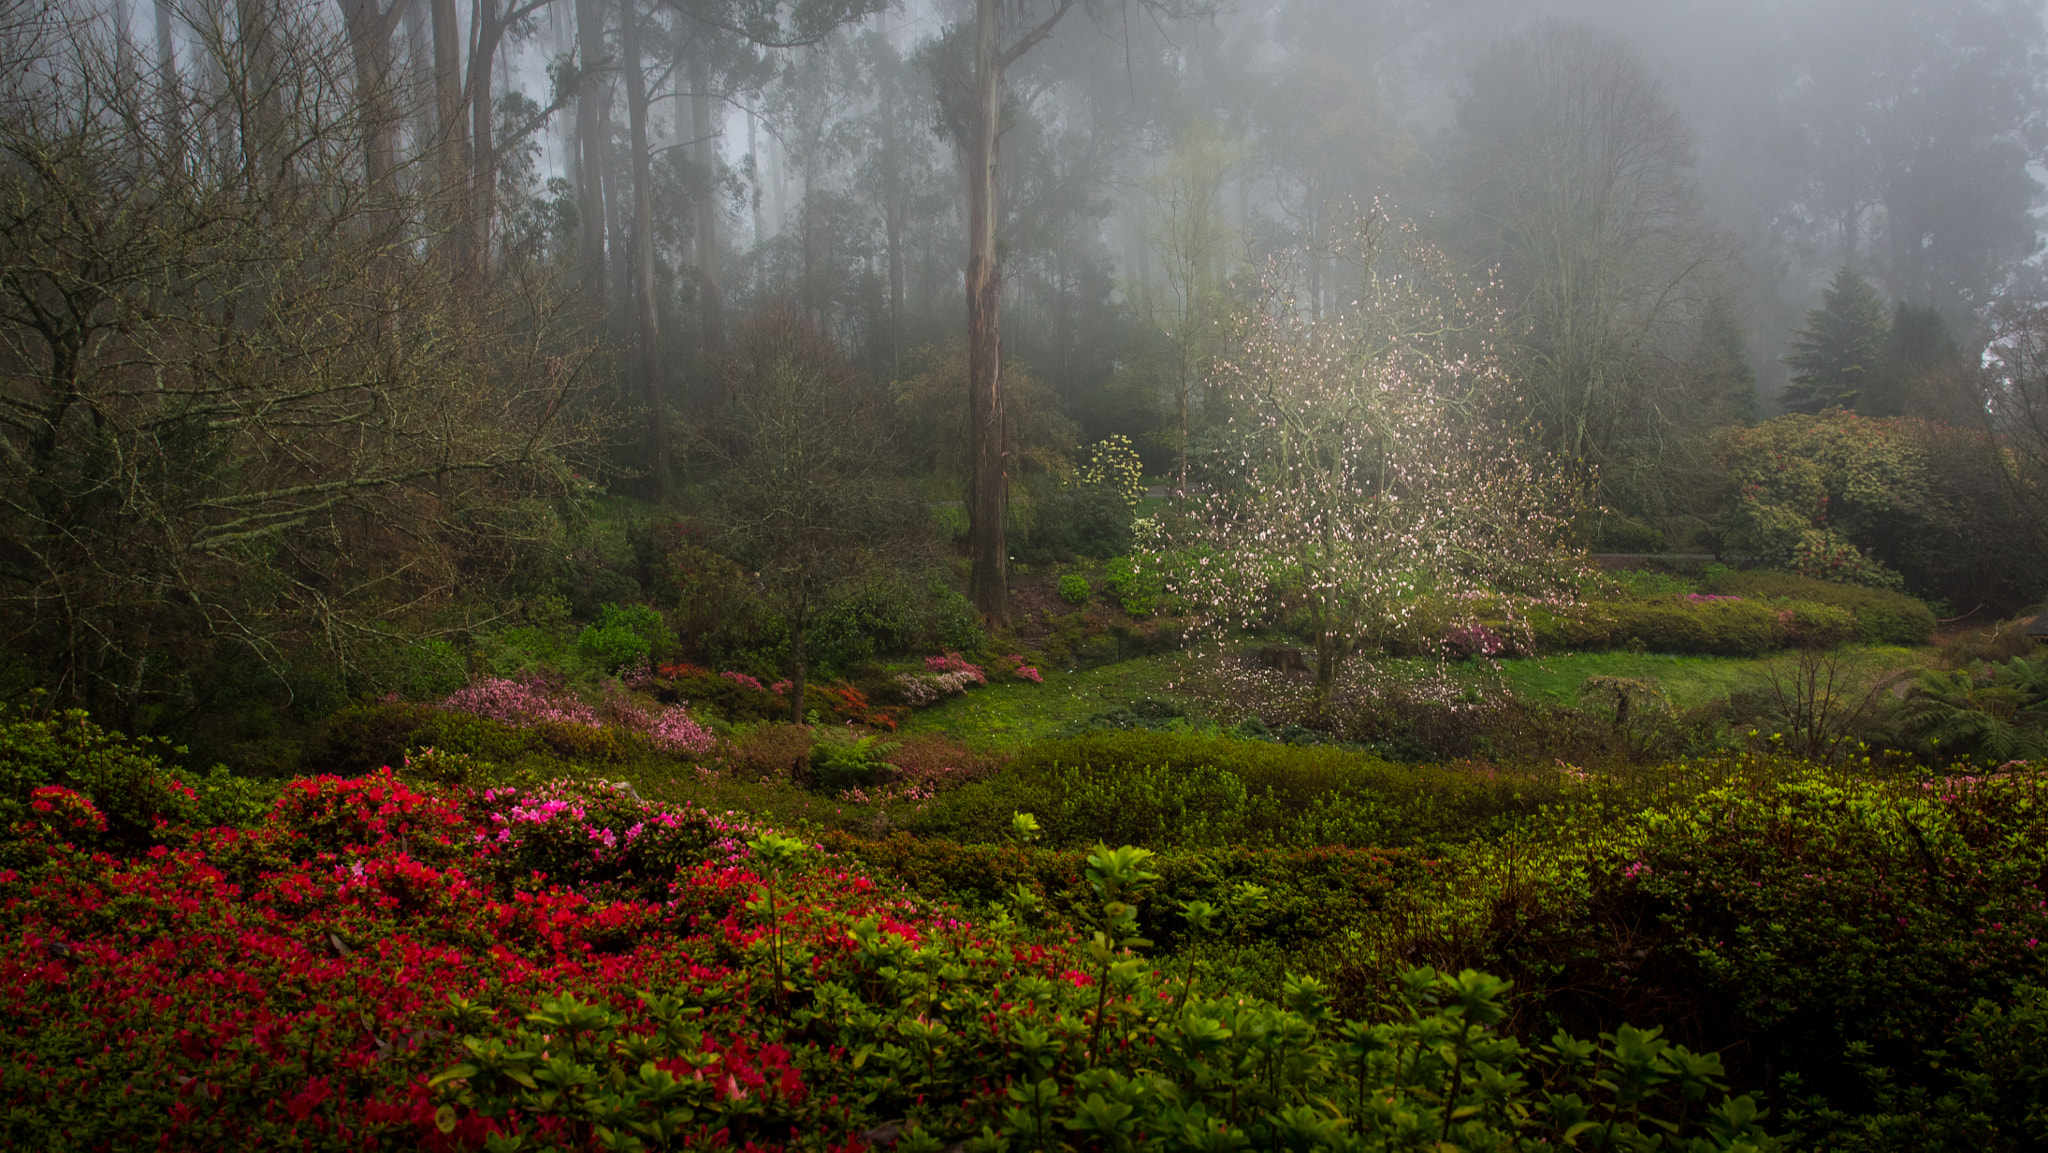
[1783, 267, 1890, 414]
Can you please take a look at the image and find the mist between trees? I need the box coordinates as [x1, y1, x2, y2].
[4, 0, 2048, 723]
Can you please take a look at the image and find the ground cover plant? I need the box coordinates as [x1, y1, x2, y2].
[0, 711, 1793, 1151]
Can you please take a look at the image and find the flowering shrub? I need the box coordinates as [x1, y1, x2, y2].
[469, 780, 757, 900]
[441, 677, 715, 759]
[720, 670, 765, 692]
[994, 653, 1044, 683]
[0, 706, 1806, 1152]
[924, 652, 986, 682]
[1441, 623, 1507, 660]
[443, 676, 603, 729]
[0, 704, 202, 852]
[22, 785, 106, 837]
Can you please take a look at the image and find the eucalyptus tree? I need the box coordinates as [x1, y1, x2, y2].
[1770, 0, 2047, 329]
[930, 0, 1208, 628]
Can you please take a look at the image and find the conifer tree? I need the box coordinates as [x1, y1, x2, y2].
[1783, 266, 1890, 414]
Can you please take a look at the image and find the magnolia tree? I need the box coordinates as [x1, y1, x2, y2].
[1163, 218, 1586, 713]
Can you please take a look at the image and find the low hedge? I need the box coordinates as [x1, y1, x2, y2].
[1705, 569, 1937, 645]
[1525, 589, 1896, 656]
[903, 730, 1579, 849]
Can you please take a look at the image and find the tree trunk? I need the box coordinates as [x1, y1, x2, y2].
[470, 0, 502, 272]
[429, 0, 469, 263]
[572, 0, 608, 305]
[152, 0, 181, 146]
[788, 620, 807, 724]
[237, 0, 285, 179]
[621, 0, 670, 497]
[341, 0, 402, 199]
[965, 0, 1007, 627]
[690, 41, 725, 356]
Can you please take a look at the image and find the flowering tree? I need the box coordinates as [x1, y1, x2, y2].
[1169, 218, 1585, 712]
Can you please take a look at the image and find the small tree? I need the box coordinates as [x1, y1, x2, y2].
[1783, 266, 1891, 414]
[1170, 219, 1585, 714]
[704, 311, 915, 723]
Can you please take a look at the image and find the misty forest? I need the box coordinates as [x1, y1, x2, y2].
[8, 0, 2048, 1148]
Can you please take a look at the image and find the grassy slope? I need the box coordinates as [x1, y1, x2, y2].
[898, 645, 1936, 752]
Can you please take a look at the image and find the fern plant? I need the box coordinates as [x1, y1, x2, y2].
[1900, 656, 2048, 762]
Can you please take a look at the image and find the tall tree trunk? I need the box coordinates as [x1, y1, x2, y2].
[573, 0, 607, 306]
[747, 98, 767, 245]
[341, 0, 403, 199]
[690, 40, 725, 355]
[621, 0, 670, 496]
[965, 0, 1007, 626]
[470, 0, 502, 271]
[152, 0, 183, 171]
[237, 0, 285, 181]
[429, 0, 469, 263]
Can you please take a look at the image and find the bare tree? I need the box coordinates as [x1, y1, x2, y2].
[0, 2, 601, 723]
[1447, 20, 1725, 494]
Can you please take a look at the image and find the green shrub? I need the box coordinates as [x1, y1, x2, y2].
[825, 831, 1415, 964]
[1104, 555, 1161, 616]
[0, 705, 198, 852]
[1605, 568, 1697, 596]
[1616, 596, 1786, 655]
[1058, 573, 1091, 605]
[1706, 569, 1936, 645]
[575, 602, 672, 672]
[1401, 763, 2048, 1139]
[1592, 516, 1668, 553]
[1779, 600, 1860, 648]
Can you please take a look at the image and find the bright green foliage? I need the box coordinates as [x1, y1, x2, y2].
[1783, 266, 1891, 414]
[1703, 569, 1936, 646]
[807, 733, 902, 792]
[1058, 574, 1092, 605]
[577, 603, 674, 673]
[1105, 556, 1162, 616]
[905, 730, 1582, 849]
[442, 953, 1779, 1152]
[1527, 596, 1806, 656]
[1078, 436, 1148, 509]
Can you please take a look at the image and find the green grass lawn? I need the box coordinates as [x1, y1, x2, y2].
[896, 642, 1939, 753]
[898, 651, 1195, 749]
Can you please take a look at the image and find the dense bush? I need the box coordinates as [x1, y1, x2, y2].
[1378, 760, 2048, 1147]
[0, 705, 205, 852]
[1704, 569, 1936, 645]
[576, 602, 674, 672]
